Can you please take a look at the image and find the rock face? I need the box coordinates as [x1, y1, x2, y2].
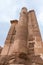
[0, 46, 2, 54]
[0, 7, 43, 65]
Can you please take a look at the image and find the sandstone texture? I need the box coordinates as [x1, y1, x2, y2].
[0, 7, 43, 65]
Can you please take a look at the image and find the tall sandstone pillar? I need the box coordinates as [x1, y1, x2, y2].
[28, 10, 42, 55]
[1, 20, 18, 55]
[29, 10, 42, 41]
[9, 7, 28, 56]
[27, 11, 35, 56]
[27, 11, 34, 41]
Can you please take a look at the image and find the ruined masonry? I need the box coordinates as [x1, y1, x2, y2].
[0, 7, 43, 65]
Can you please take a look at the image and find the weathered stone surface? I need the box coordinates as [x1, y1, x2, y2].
[8, 7, 28, 55]
[0, 46, 2, 54]
[29, 10, 42, 41]
[0, 7, 43, 65]
[1, 20, 18, 55]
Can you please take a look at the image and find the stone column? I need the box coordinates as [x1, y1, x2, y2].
[1, 20, 18, 55]
[9, 7, 28, 57]
[27, 12, 34, 41]
[29, 10, 42, 41]
[29, 10, 42, 55]
[27, 11, 35, 55]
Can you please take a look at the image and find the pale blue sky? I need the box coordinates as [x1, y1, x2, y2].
[0, 0, 43, 46]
